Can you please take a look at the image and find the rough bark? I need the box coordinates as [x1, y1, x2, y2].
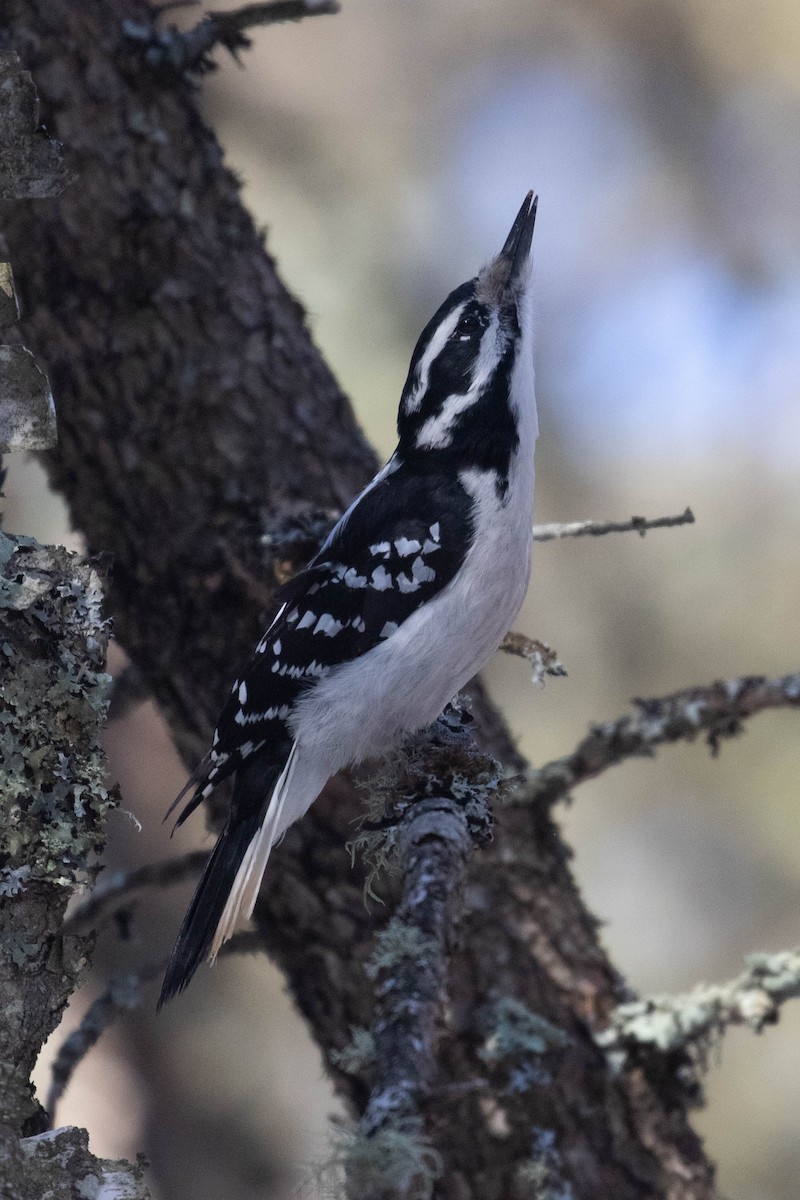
[0, 4, 719, 1197]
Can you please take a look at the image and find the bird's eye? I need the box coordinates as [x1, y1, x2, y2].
[455, 313, 480, 339]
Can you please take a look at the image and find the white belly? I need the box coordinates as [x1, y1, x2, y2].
[290, 454, 535, 771]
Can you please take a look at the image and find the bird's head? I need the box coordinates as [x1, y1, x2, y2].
[397, 192, 538, 466]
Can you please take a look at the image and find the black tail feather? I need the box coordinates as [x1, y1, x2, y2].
[157, 811, 261, 1008]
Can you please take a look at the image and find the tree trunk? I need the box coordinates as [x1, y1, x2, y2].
[1, 3, 718, 1196]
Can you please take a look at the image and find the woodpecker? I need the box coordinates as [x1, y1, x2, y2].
[159, 192, 539, 1006]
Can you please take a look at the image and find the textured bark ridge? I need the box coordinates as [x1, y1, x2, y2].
[1, 4, 718, 1197]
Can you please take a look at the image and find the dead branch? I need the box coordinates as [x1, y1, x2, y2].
[123, 0, 340, 73]
[513, 672, 800, 807]
[499, 631, 567, 684]
[597, 948, 800, 1063]
[532, 506, 694, 542]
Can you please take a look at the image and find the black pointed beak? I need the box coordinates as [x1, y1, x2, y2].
[498, 191, 537, 284]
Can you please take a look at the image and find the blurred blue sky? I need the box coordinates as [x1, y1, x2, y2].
[441, 59, 800, 470]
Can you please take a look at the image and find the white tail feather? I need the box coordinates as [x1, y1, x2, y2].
[208, 745, 330, 962]
[208, 745, 298, 961]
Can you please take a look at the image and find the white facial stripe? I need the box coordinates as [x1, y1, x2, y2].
[414, 312, 502, 450]
[403, 302, 467, 415]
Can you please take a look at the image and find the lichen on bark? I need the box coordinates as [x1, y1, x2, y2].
[0, 533, 112, 1131]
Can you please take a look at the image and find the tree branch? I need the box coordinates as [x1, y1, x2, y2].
[344, 713, 493, 1199]
[532, 506, 694, 542]
[123, 0, 340, 73]
[597, 949, 800, 1062]
[62, 851, 209, 937]
[514, 672, 800, 807]
[47, 928, 268, 1120]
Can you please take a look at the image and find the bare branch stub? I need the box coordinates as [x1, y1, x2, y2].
[500, 631, 567, 684]
[532, 507, 694, 542]
[514, 672, 800, 807]
[123, 0, 340, 74]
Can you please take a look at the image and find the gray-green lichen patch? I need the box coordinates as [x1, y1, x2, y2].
[479, 997, 571, 1094]
[0, 51, 70, 200]
[0, 534, 113, 887]
[311, 1121, 442, 1200]
[19, 1125, 151, 1199]
[0, 344, 57, 451]
[349, 707, 499, 900]
[366, 918, 437, 982]
[330, 1025, 376, 1074]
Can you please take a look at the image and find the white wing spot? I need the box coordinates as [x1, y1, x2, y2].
[343, 567, 368, 588]
[297, 610, 316, 630]
[412, 555, 437, 584]
[371, 565, 393, 591]
[314, 612, 345, 637]
[369, 541, 391, 558]
[234, 704, 292, 727]
[394, 537, 421, 557]
[380, 621, 399, 638]
[238, 681, 248, 704]
[352, 616, 366, 633]
[429, 523, 440, 542]
[286, 608, 299, 624]
[271, 660, 281, 673]
[273, 639, 282, 654]
[422, 538, 440, 555]
[397, 573, 421, 594]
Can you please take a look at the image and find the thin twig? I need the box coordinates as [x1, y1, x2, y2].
[48, 927, 268, 1120]
[597, 949, 800, 1062]
[511, 672, 800, 807]
[47, 963, 165, 1119]
[62, 851, 209, 936]
[532, 507, 694, 542]
[124, 0, 339, 73]
[500, 631, 567, 684]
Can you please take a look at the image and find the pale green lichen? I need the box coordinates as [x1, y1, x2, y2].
[348, 721, 500, 901]
[514, 1129, 574, 1200]
[480, 996, 571, 1066]
[307, 1121, 442, 1200]
[330, 1026, 376, 1074]
[366, 918, 436, 981]
[0, 535, 113, 888]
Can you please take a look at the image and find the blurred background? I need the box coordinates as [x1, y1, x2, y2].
[4, 0, 800, 1195]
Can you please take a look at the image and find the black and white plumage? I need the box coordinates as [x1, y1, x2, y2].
[159, 192, 539, 1006]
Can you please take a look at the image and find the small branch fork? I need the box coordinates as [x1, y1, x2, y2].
[513, 672, 800, 807]
[532, 507, 694, 542]
[123, 0, 339, 73]
[346, 712, 494, 1199]
[597, 949, 800, 1062]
